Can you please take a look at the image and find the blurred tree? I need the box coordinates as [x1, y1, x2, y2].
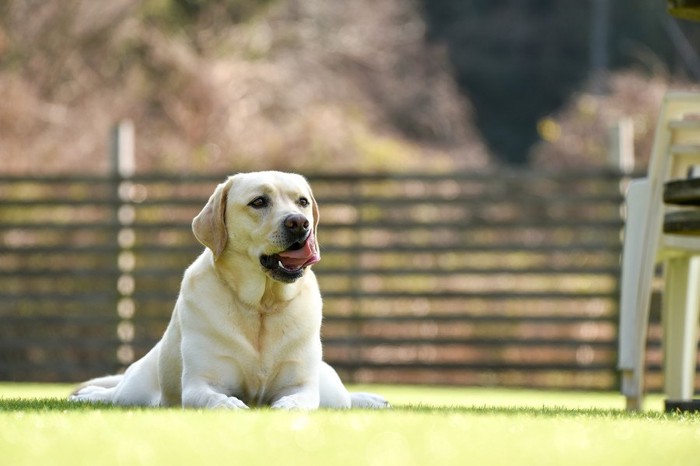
[421, 0, 700, 165]
[138, 0, 277, 53]
[421, 0, 590, 165]
[140, 0, 277, 33]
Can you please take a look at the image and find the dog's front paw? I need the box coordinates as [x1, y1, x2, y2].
[211, 396, 249, 410]
[271, 396, 302, 410]
[68, 385, 113, 404]
[350, 392, 390, 409]
[272, 395, 317, 410]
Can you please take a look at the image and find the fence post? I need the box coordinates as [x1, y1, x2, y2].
[609, 118, 635, 175]
[111, 120, 137, 369]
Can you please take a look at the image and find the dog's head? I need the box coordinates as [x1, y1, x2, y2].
[192, 171, 320, 283]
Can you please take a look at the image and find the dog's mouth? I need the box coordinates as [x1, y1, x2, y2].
[259, 231, 320, 282]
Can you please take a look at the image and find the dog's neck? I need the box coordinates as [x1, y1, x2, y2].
[213, 250, 303, 312]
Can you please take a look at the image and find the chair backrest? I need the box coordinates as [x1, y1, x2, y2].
[646, 92, 700, 193]
[639, 93, 700, 266]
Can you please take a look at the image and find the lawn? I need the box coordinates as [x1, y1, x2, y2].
[1, 383, 698, 466]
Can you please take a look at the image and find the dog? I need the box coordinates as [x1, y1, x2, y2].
[70, 171, 388, 409]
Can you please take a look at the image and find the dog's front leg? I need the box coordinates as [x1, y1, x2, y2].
[181, 381, 249, 409]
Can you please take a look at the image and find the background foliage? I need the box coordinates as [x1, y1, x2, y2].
[0, 0, 698, 172]
[421, 0, 700, 164]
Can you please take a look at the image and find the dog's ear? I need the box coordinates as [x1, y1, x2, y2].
[310, 191, 320, 235]
[192, 178, 233, 261]
[308, 186, 321, 259]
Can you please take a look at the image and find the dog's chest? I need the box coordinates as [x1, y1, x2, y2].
[231, 311, 296, 402]
[233, 308, 285, 354]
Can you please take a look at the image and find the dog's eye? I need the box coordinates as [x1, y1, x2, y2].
[248, 196, 269, 209]
[299, 197, 310, 208]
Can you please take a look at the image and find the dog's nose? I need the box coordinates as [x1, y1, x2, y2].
[284, 214, 310, 235]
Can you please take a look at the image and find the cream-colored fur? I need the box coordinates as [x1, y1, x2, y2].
[70, 171, 387, 409]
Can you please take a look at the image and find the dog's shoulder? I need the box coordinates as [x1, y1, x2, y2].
[179, 250, 228, 301]
[183, 248, 215, 278]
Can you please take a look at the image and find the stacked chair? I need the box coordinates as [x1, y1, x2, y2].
[618, 92, 700, 411]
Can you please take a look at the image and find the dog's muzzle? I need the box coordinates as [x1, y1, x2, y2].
[260, 215, 320, 282]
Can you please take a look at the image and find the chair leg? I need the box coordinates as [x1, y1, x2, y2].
[663, 256, 700, 401]
[619, 180, 653, 410]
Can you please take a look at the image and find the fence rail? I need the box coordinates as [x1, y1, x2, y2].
[0, 170, 671, 390]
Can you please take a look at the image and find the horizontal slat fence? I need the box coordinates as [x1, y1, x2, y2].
[0, 170, 668, 390]
[311, 171, 625, 390]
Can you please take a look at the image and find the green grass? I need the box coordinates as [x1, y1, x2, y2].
[1, 383, 699, 466]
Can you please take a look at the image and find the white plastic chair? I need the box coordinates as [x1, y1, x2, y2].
[618, 92, 700, 411]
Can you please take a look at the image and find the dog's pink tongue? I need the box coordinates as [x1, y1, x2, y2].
[277, 232, 320, 269]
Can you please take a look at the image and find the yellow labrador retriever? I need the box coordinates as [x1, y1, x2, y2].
[70, 171, 387, 409]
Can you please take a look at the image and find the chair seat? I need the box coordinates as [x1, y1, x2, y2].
[664, 210, 700, 234]
[664, 178, 700, 205]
